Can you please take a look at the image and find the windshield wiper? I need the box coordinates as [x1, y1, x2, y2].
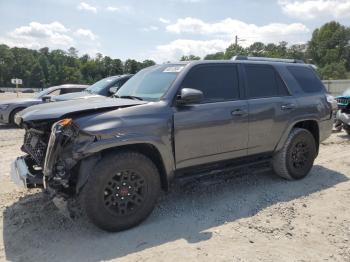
[115, 95, 143, 101]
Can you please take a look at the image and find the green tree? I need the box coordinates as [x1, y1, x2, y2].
[141, 59, 156, 69]
[204, 52, 225, 60]
[29, 62, 45, 87]
[247, 42, 266, 56]
[124, 59, 140, 74]
[318, 62, 347, 79]
[224, 44, 247, 59]
[67, 47, 78, 58]
[180, 55, 201, 61]
[307, 21, 350, 69]
[0, 44, 14, 86]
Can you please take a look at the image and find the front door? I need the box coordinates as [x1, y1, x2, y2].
[173, 64, 249, 169]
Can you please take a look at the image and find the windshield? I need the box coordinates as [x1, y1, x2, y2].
[85, 77, 118, 94]
[115, 65, 182, 101]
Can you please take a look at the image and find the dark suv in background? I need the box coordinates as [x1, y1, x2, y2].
[12, 57, 334, 232]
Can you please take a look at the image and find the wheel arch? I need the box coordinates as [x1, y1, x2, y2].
[275, 119, 320, 154]
[293, 120, 319, 153]
[76, 142, 170, 194]
[9, 106, 26, 124]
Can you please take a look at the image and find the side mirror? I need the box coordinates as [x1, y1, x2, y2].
[109, 86, 118, 94]
[177, 88, 203, 105]
[41, 95, 51, 102]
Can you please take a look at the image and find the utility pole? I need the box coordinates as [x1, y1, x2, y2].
[235, 35, 246, 45]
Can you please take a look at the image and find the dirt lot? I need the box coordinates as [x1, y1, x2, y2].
[0, 92, 350, 262]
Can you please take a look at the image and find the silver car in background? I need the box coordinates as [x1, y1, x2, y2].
[0, 84, 88, 125]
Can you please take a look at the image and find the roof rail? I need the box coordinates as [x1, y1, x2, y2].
[231, 55, 304, 64]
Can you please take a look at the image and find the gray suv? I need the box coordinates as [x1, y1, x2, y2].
[12, 57, 334, 232]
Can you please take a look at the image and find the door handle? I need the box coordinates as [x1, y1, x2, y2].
[231, 109, 247, 116]
[281, 103, 296, 110]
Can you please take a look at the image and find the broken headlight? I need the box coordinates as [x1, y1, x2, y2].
[53, 118, 79, 137]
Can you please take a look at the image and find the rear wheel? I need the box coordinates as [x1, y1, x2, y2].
[272, 128, 317, 180]
[80, 151, 161, 232]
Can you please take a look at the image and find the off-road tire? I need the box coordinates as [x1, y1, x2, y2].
[80, 151, 161, 232]
[9, 107, 25, 125]
[272, 128, 316, 180]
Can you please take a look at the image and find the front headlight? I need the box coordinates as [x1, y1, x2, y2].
[0, 104, 9, 110]
[53, 118, 79, 137]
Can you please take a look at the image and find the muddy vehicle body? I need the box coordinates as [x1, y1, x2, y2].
[12, 57, 334, 231]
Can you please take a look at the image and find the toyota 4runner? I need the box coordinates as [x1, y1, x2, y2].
[12, 57, 335, 231]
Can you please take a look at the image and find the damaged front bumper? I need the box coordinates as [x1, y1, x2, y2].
[336, 110, 350, 125]
[11, 156, 44, 188]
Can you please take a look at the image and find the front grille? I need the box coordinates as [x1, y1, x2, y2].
[22, 130, 48, 166]
[336, 97, 350, 105]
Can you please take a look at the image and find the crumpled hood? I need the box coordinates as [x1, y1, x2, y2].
[0, 97, 41, 106]
[18, 96, 147, 122]
[51, 92, 102, 102]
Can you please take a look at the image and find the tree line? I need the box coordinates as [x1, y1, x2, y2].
[181, 21, 350, 80]
[0, 46, 156, 88]
[0, 21, 349, 88]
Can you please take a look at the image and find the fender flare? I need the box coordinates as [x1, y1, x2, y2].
[75, 136, 175, 193]
[274, 117, 320, 153]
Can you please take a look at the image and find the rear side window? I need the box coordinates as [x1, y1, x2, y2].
[244, 64, 289, 98]
[181, 65, 239, 103]
[287, 66, 323, 93]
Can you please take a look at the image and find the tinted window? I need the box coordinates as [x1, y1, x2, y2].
[245, 65, 287, 98]
[181, 65, 239, 102]
[276, 74, 290, 96]
[287, 66, 323, 93]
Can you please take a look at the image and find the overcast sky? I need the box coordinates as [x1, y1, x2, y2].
[0, 0, 350, 62]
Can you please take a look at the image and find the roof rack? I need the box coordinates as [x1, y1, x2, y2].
[231, 55, 304, 64]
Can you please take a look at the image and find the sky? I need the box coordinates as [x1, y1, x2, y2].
[0, 0, 350, 63]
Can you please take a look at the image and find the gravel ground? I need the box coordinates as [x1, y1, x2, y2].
[0, 93, 350, 262]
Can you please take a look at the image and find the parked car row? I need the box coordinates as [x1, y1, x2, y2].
[5, 58, 337, 232]
[0, 75, 132, 125]
[0, 84, 88, 124]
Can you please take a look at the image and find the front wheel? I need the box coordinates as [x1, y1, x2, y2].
[272, 128, 317, 180]
[80, 151, 161, 232]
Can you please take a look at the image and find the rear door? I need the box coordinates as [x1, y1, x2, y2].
[173, 64, 249, 169]
[243, 64, 298, 155]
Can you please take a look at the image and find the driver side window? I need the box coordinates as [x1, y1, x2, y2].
[181, 65, 240, 103]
